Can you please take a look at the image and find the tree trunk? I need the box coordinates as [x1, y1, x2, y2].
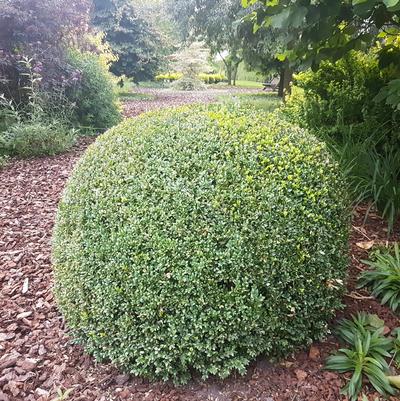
[278, 69, 284, 98]
[226, 64, 233, 86]
[283, 66, 293, 100]
[232, 62, 240, 86]
[278, 66, 293, 100]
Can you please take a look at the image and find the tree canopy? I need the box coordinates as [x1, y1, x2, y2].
[92, 0, 163, 81]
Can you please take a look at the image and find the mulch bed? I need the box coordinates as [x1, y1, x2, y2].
[0, 93, 399, 401]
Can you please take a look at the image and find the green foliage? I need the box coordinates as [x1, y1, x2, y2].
[0, 119, 76, 158]
[169, 0, 246, 84]
[0, 154, 9, 169]
[245, 0, 400, 107]
[244, 0, 400, 67]
[53, 105, 349, 383]
[91, 0, 162, 81]
[0, 59, 77, 157]
[155, 72, 183, 82]
[375, 78, 400, 110]
[354, 148, 400, 233]
[170, 77, 206, 91]
[326, 313, 395, 401]
[358, 244, 400, 312]
[65, 50, 121, 134]
[282, 52, 400, 232]
[198, 73, 226, 84]
[284, 52, 395, 140]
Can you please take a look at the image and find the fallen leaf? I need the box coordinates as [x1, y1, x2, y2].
[356, 240, 375, 250]
[309, 346, 320, 361]
[21, 278, 29, 294]
[388, 375, 400, 389]
[295, 369, 308, 381]
[16, 311, 32, 319]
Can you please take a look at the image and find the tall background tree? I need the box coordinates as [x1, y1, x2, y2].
[244, 0, 400, 105]
[0, 0, 91, 101]
[91, 0, 163, 81]
[169, 0, 247, 85]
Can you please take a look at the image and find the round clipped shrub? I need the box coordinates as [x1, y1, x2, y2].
[53, 105, 349, 383]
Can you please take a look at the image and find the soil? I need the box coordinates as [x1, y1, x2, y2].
[0, 90, 399, 401]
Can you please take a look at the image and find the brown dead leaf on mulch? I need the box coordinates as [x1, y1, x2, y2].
[1, 90, 399, 401]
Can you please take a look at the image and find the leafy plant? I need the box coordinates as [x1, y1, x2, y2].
[0, 57, 77, 157]
[358, 244, 400, 312]
[65, 49, 121, 134]
[53, 104, 349, 384]
[356, 149, 400, 234]
[326, 314, 395, 400]
[336, 313, 386, 345]
[391, 328, 400, 367]
[282, 51, 400, 233]
[198, 73, 226, 84]
[171, 76, 206, 91]
[51, 388, 73, 401]
[155, 72, 183, 82]
[0, 155, 9, 169]
[0, 120, 77, 157]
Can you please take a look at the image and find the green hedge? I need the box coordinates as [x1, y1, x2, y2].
[53, 105, 349, 383]
[65, 49, 121, 134]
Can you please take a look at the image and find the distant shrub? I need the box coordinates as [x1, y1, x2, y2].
[53, 105, 349, 383]
[171, 76, 206, 91]
[198, 73, 226, 84]
[155, 72, 183, 82]
[65, 49, 121, 134]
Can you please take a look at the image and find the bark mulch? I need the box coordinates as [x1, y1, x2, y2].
[0, 96, 399, 401]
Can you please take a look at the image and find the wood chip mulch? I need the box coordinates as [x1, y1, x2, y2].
[0, 96, 399, 401]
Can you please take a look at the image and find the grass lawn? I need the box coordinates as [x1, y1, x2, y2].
[218, 92, 282, 113]
[234, 80, 264, 89]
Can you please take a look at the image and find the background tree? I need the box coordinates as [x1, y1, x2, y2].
[239, 22, 291, 96]
[244, 0, 400, 105]
[169, 0, 246, 85]
[0, 0, 91, 101]
[92, 0, 162, 81]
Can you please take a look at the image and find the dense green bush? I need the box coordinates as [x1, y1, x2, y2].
[65, 50, 121, 134]
[155, 72, 183, 82]
[198, 73, 226, 84]
[283, 51, 399, 145]
[53, 105, 349, 383]
[171, 76, 206, 91]
[0, 84, 77, 158]
[0, 119, 76, 157]
[283, 51, 400, 232]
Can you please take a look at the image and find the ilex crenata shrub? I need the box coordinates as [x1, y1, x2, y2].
[53, 105, 350, 383]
